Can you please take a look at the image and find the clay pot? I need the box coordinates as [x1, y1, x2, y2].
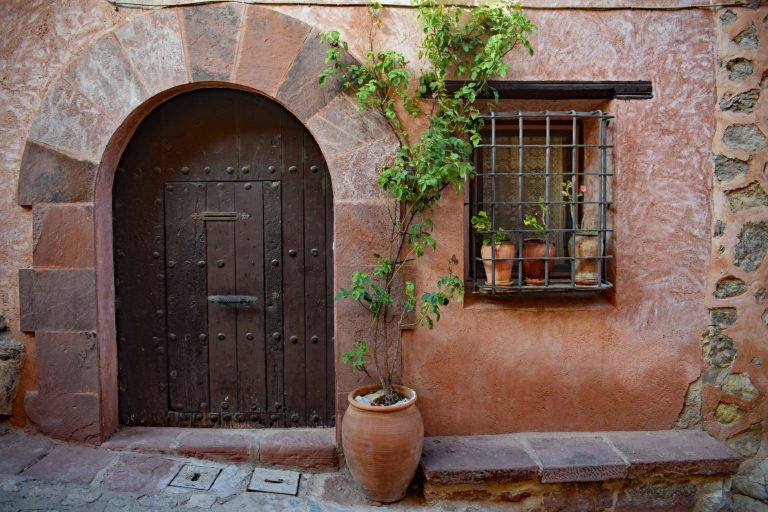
[480, 242, 516, 285]
[569, 233, 600, 285]
[342, 384, 424, 503]
[522, 239, 556, 285]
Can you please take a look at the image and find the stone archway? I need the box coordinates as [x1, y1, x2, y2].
[18, 4, 397, 442]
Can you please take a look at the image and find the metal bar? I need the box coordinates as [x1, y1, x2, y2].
[598, 113, 606, 285]
[544, 112, 551, 286]
[490, 112, 497, 293]
[570, 112, 577, 288]
[517, 112, 524, 288]
[207, 295, 259, 304]
[480, 111, 615, 119]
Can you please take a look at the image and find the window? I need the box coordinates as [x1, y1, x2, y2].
[467, 110, 613, 294]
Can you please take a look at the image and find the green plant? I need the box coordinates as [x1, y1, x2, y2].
[523, 198, 548, 238]
[471, 210, 509, 245]
[320, 0, 535, 403]
[561, 179, 586, 231]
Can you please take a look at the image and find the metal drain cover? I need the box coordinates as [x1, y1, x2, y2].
[247, 468, 300, 495]
[169, 464, 222, 491]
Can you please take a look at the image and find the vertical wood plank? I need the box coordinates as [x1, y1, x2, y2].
[282, 115, 307, 427]
[325, 174, 336, 427]
[165, 181, 209, 413]
[206, 182, 238, 414]
[304, 137, 327, 427]
[263, 180, 284, 426]
[235, 181, 267, 416]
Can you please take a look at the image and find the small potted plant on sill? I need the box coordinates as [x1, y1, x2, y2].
[319, 0, 536, 503]
[522, 198, 556, 285]
[471, 210, 515, 286]
[562, 180, 599, 285]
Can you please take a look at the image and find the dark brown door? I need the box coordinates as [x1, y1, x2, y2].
[114, 88, 334, 428]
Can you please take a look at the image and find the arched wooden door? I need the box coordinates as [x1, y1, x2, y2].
[114, 88, 334, 428]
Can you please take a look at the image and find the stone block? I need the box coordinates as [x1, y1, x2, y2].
[723, 125, 768, 152]
[333, 200, 393, 265]
[714, 276, 747, 298]
[727, 182, 768, 213]
[101, 453, 179, 493]
[306, 94, 392, 156]
[28, 78, 115, 163]
[19, 269, 96, 332]
[258, 429, 338, 470]
[420, 435, 538, 484]
[182, 4, 243, 81]
[21, 444, 117, 484]
[35, 331, 98, 394]
[607, 430, 741, 478]
[115, 10, 187, 95]
[528, 435, 627, 483]
[24, 390, 100, 443]
[64, 34, 147, 124]
[176, 431, 252, 462]
[276, 31, 351, 120]
[0, 432, 55, 474]
[32, 204, 94, 267]
[102, 427, 183, 453]
[735, 221, 768, 272]
[0, 335, 24, 415]
[712, 154, 749, 182]
[18, 141, 97, 206]
[234, 6, 312, 95]
[719, 89, 759, 112]
[734, 24, 759, 47]
[327, 136, 399, 200]
[726, 423, 763, 457]
[615, 481, 696, 512]
[542, 484, 614, 512]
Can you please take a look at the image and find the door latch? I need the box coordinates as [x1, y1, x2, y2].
[207, 295, 259, 304]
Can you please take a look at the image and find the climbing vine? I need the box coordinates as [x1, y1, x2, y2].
[320, 0, 535, 402]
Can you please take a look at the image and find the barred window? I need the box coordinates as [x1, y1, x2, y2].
[467, 111, 613, 294]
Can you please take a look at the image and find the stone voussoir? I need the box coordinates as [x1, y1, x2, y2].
[175, 431, 253, 463]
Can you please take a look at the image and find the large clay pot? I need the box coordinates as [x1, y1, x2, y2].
[568, 233, 600, 285]
[522, 239, 556, 285]
[342, 384, 424, 503]
[480, 242, 516, 285]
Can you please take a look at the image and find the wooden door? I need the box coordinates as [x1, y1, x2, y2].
[114, 88, 334, 428]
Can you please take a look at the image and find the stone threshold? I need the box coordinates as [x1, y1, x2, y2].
[101, 427, 338, 471]
[420, 430, 741, 510]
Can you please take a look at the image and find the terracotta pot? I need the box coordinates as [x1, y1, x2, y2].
[342, 384, 424, 503]
[568, 233, 600, 285]
[480, 242, 515, 285]
[522, 239, 556, 285]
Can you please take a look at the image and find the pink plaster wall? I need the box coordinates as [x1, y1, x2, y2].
[2, 1, 721, 436]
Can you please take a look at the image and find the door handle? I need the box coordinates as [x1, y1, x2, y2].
[207, 295, 259, 304]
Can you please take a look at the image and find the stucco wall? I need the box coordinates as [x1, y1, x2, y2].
[0, 0, 752, 444]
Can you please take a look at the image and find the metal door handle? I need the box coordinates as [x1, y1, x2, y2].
[207, 295, 258, 304]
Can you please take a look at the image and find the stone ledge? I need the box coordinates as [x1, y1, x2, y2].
[421, 431, 740, 508]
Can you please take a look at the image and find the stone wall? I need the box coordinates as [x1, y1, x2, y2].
[696, 5, 768, 511]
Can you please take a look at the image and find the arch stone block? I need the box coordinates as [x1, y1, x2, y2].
[18, 141, 96, 206]
[182, 3, 244, 81]
[115, 9, 188, 96]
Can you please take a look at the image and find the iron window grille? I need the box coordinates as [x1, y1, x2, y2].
[467, 110, 614, 294]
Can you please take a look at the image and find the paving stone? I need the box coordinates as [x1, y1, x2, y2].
[64, 34, 147, 124]
[248, 467, 300, 495]
[18, 141, 97, 206]
[169, 463, 221, 491]
[259, 429, 338, 470]
[276, 31, 351, 120]
[528, 435, 627, 483]
[24, 390, 100, 442]
[234, 6, 312, 95]
[28, 77, 115, 163]
[0, 434, 56, 474]
[209, 463, 252, 498]
[100, 453, 180, 493]
[19, 269, 96, 332]
[420, 435, 538, 484]
[185, 492, 218, 509]
[102, 427, 184, 453]
[115, 10, 188, 95]
[35, 331, 98, 394]
[183, 3, 243, 81]
[607, 430, 741, 478]
[21, 444, 117, 484]
[176, 431, 252, 463]
[33, 204, 94, 268]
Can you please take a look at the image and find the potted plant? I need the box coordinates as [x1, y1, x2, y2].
[522, 198, 556, 285]
[471, 210, 515, 285]
[562, 179, 600, 285]
[319, 0, 535, 503]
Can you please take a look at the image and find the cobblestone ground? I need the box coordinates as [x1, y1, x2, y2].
[0, 426, 499, 512]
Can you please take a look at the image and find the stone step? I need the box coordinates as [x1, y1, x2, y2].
[420, 430, 741, 510]
[101, 427, 338, 471]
